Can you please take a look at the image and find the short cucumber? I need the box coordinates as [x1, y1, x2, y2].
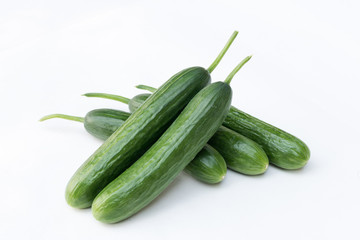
[133, 86, 310, 169]
[91, 57, 250, 223]
[65, 31, 238, 208]
[84, 95, 270, 175]
[85, 93, 269, 175]
[85, 95, 268, 175]
[85, 109, 129, 140]
[222, 107, 310, 169]
[184, 144, 227, 183]
[40, 109, 130, 141]
[208, 126, 268, 175]
[40, 110, 227, 184]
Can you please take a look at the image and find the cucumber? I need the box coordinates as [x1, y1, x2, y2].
[40, 109, 130, 141]
[222, 107, 310, 169]
[84, 93, 269, 175]
[65, 31, 238, 208]
[83, 109, 130, 141]
[208, 126, 268, 174]
[40, 110, 227, 184]
[133, 86, 310, 169]
[91, 57, 250, 223]
[184, 144, 227, 183]
[83, 96, 269, 175]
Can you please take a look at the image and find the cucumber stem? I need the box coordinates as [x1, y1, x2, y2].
[83, 93, 130, 104]
[39, 114, 84, 123]
[207, 31, 238, 73]
[136, 85, 156, 93]
[224, 55, 252, 85]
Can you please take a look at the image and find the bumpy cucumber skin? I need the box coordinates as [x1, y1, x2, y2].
[84, 109, 130, 141]
[184, 144, 227, 184]
[83, 109, 227, 184]
[129, 94, 150, 113]
[92, 82, 232, 223]
[65, 67, 210, 209]
[209, 126, 268, 175]
[223, 106, 310, 169]
[129, 94, 271, 175]
[132, 92, 310, 169]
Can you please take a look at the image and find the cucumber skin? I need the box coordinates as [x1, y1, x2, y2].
[65, 67, 210, 209]
[84, 109, 130, 141]
[133, 93, 310, 169]
[82, 109, 227, 184]
[185, 144, 227, 184]
[129, 94, 150, 113]
[129, 93, 269, 175]
[209, 126, 268, 175]
[92, 82, 232, 223]
[223, 106, 310, 169]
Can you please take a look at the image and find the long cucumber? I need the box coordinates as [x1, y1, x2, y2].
[65, 31, 238, 208]
[84, 93, 269, 175]
[130, 83, 310, 169]
[91, 57, 251, 223]
[40, 111, 227, 184]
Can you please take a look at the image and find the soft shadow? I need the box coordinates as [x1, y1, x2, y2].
[269, 160, 316, 175]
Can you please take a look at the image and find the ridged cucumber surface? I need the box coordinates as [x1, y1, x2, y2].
[89, 93, 270, 175]
[134, 86, 310, 169]
[223, 107, 310, 169]
[91, 56, 251, 223]
[92, 81, 232, 223]
[65, 31, 239, 208]
[66, 67, 210, 208]
[185, 144, 227, 183]
[40, 110, 227, 184]
[209, 126, 268, 175]
[84, 109, 130, 140]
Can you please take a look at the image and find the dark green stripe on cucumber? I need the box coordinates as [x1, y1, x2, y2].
[65, 31, 238, 208]
[209, 126, 268, 175]
[223, 107, 310, 169]
[41, 110, 227, 184]
[92, 62, 243, 222]
[131, 86, 310, 170]
[185, 144, 227, 183]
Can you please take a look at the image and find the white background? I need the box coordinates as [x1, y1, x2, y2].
[1, 0, 359, 239]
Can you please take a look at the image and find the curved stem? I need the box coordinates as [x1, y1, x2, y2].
[207, 30, 238, 73]
[83, 93, 130, 104]
[135, 85, 157, 93]
[224, 55, 252, 85]
[39, 114, 84, 123]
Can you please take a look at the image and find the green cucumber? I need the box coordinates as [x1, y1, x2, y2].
[222, 107, 310, 169]
[65, 31, 238, 208]
[85, 95, 271, 175]
[133, 86, 310, 170]
[40, 111, 227, 184]
[83, 95, 270, 175]
[208, 126, 268, 174]
[128, 89, 268, 174]
[84, 93, 269, 175]
[184, 144, 227, 183]
[40, 109, 130, 141]
[91, 57, 250, 223]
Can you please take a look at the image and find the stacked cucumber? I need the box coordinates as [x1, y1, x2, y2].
[40, 31, 310, 223]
